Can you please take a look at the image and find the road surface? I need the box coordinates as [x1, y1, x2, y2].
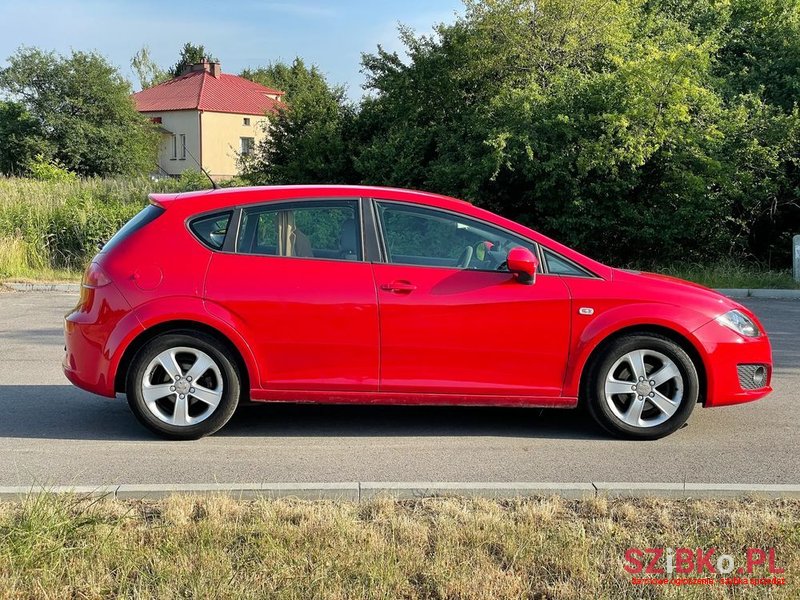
[0, 290, 797, 486]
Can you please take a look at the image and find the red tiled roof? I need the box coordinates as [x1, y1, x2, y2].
[133, 71, 285, 116]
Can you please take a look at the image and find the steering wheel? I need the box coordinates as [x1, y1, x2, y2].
[456, 245, 474, 269]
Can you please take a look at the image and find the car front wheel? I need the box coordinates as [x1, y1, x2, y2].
[126, 331, 241, 440]
[585, 334, 698, 440]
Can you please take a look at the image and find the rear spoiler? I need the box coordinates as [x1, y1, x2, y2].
[148, 193, 180, 209]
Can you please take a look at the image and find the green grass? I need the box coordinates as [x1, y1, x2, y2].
[652, 260, 800, 290]
[0, 494, 796, 599]
[0, 174, 219, 280]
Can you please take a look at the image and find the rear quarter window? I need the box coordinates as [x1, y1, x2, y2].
[102, 204, 165, 252]
[190, 211, 232, 250]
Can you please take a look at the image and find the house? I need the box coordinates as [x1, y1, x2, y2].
[132, 60, 284, 180]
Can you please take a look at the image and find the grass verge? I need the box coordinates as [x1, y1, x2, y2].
[0, 494, 796, 599]
[638, 260, 800, 290]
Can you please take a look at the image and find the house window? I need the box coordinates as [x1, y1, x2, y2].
[240, 137, 255, 156]
[179, 134, 186, 160]
[243, 117, 251, 126]
[170, 135, 177, 160]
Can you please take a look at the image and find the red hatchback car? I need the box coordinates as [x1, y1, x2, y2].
[64, 185, 772, 440]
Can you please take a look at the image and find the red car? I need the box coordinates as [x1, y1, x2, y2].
[63, 185, 773, 440]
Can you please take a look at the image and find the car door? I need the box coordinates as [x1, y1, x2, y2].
[204, 198, 379, 391]
[372, 200, 571, 398]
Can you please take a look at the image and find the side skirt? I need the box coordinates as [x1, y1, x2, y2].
[249, 389, 578, 408]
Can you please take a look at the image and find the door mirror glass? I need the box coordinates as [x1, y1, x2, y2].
[507, 247, 538, 284]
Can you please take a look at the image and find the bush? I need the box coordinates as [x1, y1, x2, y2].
[26, 154, 77, 183]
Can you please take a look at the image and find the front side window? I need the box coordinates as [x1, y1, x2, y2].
[237, 201, 361, 261]
[376, 201, 538, 272]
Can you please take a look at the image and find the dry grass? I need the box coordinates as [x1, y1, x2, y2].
[0, 494, 796, 599]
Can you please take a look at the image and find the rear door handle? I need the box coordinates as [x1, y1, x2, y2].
[380, 280, 417, 294]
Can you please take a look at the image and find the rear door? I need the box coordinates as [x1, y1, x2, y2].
[372, 200, 571, 398]
[204, 198, 379, 391]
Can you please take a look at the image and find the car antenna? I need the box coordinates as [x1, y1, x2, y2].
[200, 165, 219, 190]
[183, 145, 219, 190]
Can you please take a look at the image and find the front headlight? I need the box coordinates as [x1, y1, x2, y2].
[716, 309, 760, 338]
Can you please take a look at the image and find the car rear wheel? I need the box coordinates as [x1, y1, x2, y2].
[585, 334, 698, 440]
[126, 332, 240, 440]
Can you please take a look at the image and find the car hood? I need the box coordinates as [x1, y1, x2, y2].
[611, 268, 745, 321]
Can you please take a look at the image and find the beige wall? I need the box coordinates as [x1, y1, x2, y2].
[200, 111, 270, 180]
[142, 111, 201, 176]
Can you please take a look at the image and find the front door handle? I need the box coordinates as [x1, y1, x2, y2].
[380, 280, 417, 294]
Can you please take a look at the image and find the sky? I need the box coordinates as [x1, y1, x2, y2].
[0, 0, 463, 98]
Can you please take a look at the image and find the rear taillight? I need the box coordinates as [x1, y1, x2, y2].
[82, 262, 111, 288]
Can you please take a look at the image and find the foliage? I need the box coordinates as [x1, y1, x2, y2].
[0, 48, 159, 177]
[240, 58, 357, 184]
[169, 42, 217, 78]
[130, 45, 169, 90]
[0, 101, 50, 176]
[26, 154, 77, 182]
[246, 0, 800, 268]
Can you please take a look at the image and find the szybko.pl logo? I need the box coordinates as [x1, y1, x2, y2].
[624, 547, 786, 586]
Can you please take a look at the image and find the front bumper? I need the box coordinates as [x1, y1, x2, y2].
[693, 319, 773, 407]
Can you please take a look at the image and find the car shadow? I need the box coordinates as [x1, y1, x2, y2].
[0, 385, 605, 441]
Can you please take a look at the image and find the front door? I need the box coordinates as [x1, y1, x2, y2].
[204, 199, 379, 391]
[372, 201, 571, 398]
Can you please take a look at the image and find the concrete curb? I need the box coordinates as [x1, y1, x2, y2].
[1, 482, 799, 501]
[3, 282, 80, 293]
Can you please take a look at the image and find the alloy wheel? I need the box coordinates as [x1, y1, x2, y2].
[603, 349, 684, 428]
[141, 346, 224, 427]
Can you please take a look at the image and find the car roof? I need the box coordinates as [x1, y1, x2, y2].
[149, 185, 471, 212]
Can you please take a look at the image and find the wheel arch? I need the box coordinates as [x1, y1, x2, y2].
[114, 320, 252, 397]
[576, 324, 707, 406]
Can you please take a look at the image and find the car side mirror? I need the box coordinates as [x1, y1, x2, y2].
[507, 247, 538, 285]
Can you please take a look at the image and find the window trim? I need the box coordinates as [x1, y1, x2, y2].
[179, 134, 186, 160]
[232, 197, 367, 263]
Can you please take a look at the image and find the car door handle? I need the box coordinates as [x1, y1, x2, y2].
[380, 280, 417, 293]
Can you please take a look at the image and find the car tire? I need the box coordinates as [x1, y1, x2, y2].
[584, 333, 698, 440]
[126, 331, 241, 440]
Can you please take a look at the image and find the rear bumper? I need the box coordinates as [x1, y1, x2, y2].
[693, 319, 773, 407]
[63, 283, 136, 398]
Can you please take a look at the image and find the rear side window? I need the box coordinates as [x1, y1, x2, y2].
[190, 212, 232, 250]
[103, 204, 165, 252]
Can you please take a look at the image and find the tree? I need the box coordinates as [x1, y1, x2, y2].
[240, 59, 357, 184]
[244, 0, 800, 267]
[0, 100, 50, 175]
[169, 43, 217, 78]
[0, 47, 159, 176]
[131, 45, 168, 89]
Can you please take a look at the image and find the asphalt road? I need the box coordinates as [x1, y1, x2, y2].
[0, 290, 798, 486]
